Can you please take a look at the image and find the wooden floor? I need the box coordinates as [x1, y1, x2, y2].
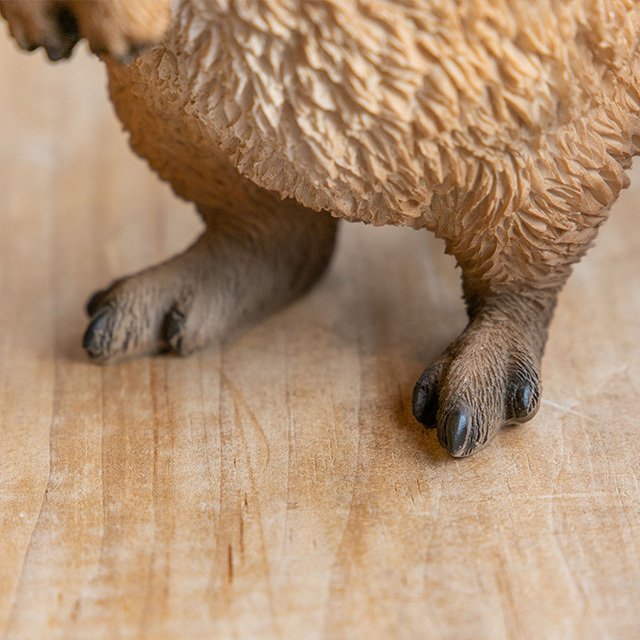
[1, 35, 640, 640]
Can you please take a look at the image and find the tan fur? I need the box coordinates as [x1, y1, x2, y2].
[106, 0, 640, 289]
[2, 0, 639, 456]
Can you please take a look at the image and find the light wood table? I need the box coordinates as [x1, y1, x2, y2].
[1, 35, 639, 640]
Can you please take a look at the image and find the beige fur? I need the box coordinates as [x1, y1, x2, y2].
[2, 0, 639, 457]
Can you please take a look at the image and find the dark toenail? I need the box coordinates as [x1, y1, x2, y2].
[511, 381, 539, 420]
[514, 383, 532, 416]
[44, 42, 75, 61]
[26, 43, 39, 52]
[164, 309, 185, 349]
[412, 374, 439, 427]
[45, 46, 66, 61]
[444, 409, 471, 456]
[86, 289, 108, 316]
[83, 308, 111, 358]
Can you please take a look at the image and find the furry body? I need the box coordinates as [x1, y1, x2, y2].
[110, 0, 640, 289]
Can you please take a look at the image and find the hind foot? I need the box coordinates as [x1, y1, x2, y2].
[0, 0, 171, 61]
[412, 293, 552, 457]
[83, 206, 339, 363]
[83, 247, 226, 363]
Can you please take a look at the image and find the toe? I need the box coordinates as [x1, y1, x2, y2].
[83, 307, 115, 361]
[412, 363, 445, 427]
[508, 366, 541, 422]
[512, 382, 535, 418]
[163, 307, 187, 354]
[439, 408, 474, 457]
[86, 287, 110, 316]
[44, 43, 73, 61]
[13, 3, 80, 61]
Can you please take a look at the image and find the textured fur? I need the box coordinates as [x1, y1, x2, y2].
[109, 0, 640, 290]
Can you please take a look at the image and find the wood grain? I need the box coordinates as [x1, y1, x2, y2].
[1, 36, 639, 640]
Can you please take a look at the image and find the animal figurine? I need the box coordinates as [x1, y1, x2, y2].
[2, 0, 638, 457]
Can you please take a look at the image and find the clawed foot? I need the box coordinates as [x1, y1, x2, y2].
[412, 321, 541, 458]
[82, 205, 339, 364]
[83, 258, 222, 363]
[0, 0, 171, 62]
[84, 288, 192, 362]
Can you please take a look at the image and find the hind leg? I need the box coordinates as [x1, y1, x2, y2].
[83, 201, 338, 362]
[412, 281, 558, 457]
[410, 186, 597, 458]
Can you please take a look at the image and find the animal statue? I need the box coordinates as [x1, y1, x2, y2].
[1, 0, 638, 457]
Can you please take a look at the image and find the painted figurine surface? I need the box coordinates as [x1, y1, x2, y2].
[2, 0, 639, 457]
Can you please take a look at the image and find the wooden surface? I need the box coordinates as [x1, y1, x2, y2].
[1, 35, 640, 640]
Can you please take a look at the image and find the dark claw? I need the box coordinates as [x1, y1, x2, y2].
[412, 370, 439, 427]
[83, 307, 113, 360]
[38, 6, 79, 62]
[510, 379, 540, 422]
[163, 308, 185, 351]
[86, 288, 109, 316]
[440, 409, 473, 457]
[513, 382, 532, 417]
[45, 45, 68, 61]
[44, 40, 76, 61]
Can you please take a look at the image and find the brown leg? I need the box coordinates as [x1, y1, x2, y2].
[0, 0, 171, 61]
[83, 202, 338, 362]
[413, 273, 564, 458]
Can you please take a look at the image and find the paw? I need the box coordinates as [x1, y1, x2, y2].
[412, 330, 541, 457]
[83, 270, 219, 363]
[0, 0, 171, 62]
[0, 1, 80, 60]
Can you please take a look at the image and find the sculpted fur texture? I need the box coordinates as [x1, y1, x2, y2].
[2, 0, 639, 456]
